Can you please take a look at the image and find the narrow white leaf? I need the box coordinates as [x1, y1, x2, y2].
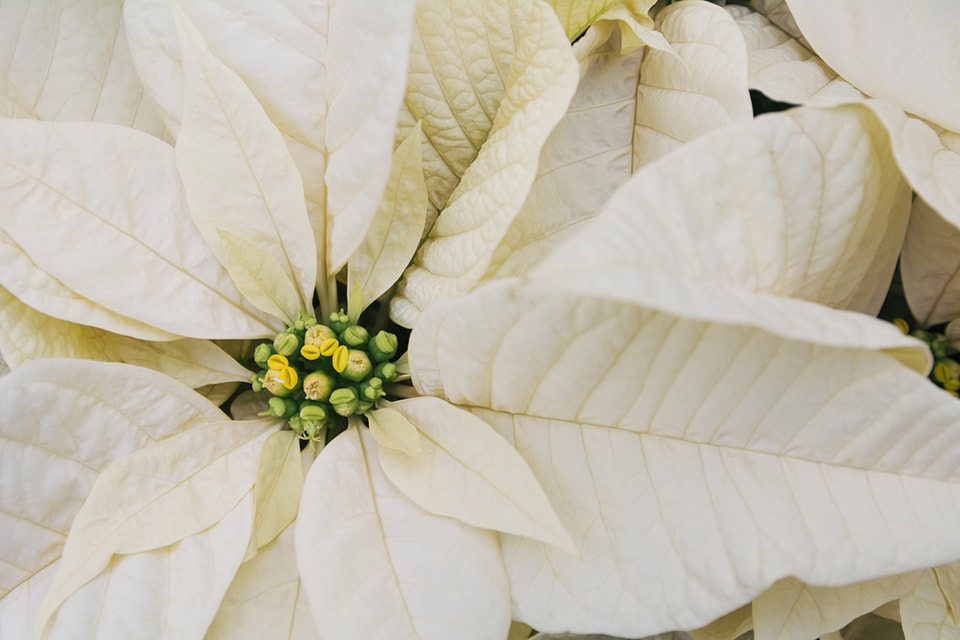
[217, 229, 303, 326]
[367, 408, 425, 456]
[251, 430, 303, 551]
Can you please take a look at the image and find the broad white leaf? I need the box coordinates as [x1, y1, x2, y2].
[0, 1, 167, 136]
[0, 359, 225, 597]
[43, 494, 253, 640]
[251, 430, 303, 552]
[174, 7, 316, 314]
[783, 0, 960, 133]
[901, 564, 960, 640]
[391, 0, 579, 326]
[687, 605, 752, 640]
[346, 123, 427, 322]
[0, 288, 252, 386]
[0, 120, 278, 339]
[379, 396, 576, 554]
[207, 525, 318, 640]
[752, 573, 922, 640]
[410, 278, 960, 637]
[296, 426, 510, 640]
[531, 105, 912, 319]
[901, 197, 960, 327]
[0, 563, 58, 639]
[36, 419, 274, 635]
[632, 1, 752, 168]
[367, 407, 425, 456]
[544, 0, 656, 41]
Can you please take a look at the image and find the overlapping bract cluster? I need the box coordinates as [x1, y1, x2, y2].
[250, 312, 398, 440]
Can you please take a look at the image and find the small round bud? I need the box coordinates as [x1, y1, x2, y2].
[262, 396, 298, 419]
[299, 401, 329, 423]
[356, 400, 374, 414]
[373, 361, 397, 382]
[341, 349, 372, 382]
[340, 325, 369, 348]
[273, 331, 301, 357]
[300, 344, 321, 360]
[330, 387, 360, 416]
[254, 343, 275, 367]
[302, 419, 326, 440]
[250, 371, 265, 392]
[359, 377, 384, 401]
[368, 331, 398, 362]
[303, 370, 337, 402]
[328, 310, 350, 334]
[262, 367, 296, 396]
[267, 354, 289, 370]
[304, 324, 337, 346]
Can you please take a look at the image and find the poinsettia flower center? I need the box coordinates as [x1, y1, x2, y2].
[250, 311, 400, 441]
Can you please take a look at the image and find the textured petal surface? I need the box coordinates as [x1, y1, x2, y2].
[43, 495, 253, 640]
[0, 120, 278, 339]
[409, 279, 960, 636]
[391, 0, 579, 325]
[0, 289, 251, 386]
[784, 0, 960, 132]
[174, 7, 316, 314]
[532, 105, 912, 318]
[901, 197, 960, 327]
[0, 359, 225, 598]
[346, 124, 427, 321]
[36, 419, 274, 634]
[295, 426, 511, 640]
[379, 397, 575, 553]
[207, 525, 318, 640]
[0, 1, 167, 136]
[632, 1, 752, 168]
[545, 0, 655, 40]
[752, 574, 921, 640]
[901, 565, 960, 640]
[251, 430, 303, 551]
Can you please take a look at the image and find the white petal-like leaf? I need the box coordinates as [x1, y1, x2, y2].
[251, 430, 303, 552]
[531, 105, 912, 319]
[633, 1, 752, 168]
[0, 288, 251, 386]
[0, 1, 167, 136]
[752, 573, 921, 640]
[391, 0, 579, 325]
[545, 0, 656, 41]
[346, 124, 427, 322]
[36, 419, 274, 635]
[174, 6, 316, 314]
[44, 494, 253, 639]
[0, 120, 278, 339]
[901, 565, 960, 640]
[0, 563, 57, 639]
[207, 525, 318, 640]
[379, 396, 576, 554]
[687, 606, 752, 640]
[295, 426, 511, 640]
[783, 0, 960, 133]
[410, 279, 960, 636]
[901, 197, 960, 327]
[0, 359, 225, 597]
[367, 407, 425, 456]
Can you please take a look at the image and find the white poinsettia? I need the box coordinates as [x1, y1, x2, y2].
[727, 0, 960, 330]
[405, 101, 960, 640]
[0, 1, 590, 638]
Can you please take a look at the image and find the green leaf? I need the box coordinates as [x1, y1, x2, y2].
[36, 419, 275, 636]
[0, 119, 279, 339]
[295, 425, 510, 639]
[378, 397, 576, 554]
[346, 123, 427, 322]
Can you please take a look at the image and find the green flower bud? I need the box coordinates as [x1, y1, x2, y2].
[359, 377, 384, 402]
[341, 349, 372, 382]
[330, 387, 360, 416]
[340, 325, 369, 348]
[273, 331, 301, 357]
[303, 370, 337, 402]
[328, 310, 350, 334]
[254, 343, 276, 368]
[304, 323, 337, 346]
[302, 419, 326, 440]
[356, 400, 374, 414]
[250, 370, 266, 392]
[368, 331, 398, 362]
[261, 396, 298, 419]
[288, 415, 303, 434]
[373, 361, 397, 382]
[299, 401, 329, 423]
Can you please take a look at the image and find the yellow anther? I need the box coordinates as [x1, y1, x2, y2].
[301, 344, 321, 360]
[332, 345, 349, 373]
[934, 361, 952, 385]
[267, 354, 289, 370]
[280, 366, 298, 390]
[319, 338, 340, 357]
[892, 318, 910, 334]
